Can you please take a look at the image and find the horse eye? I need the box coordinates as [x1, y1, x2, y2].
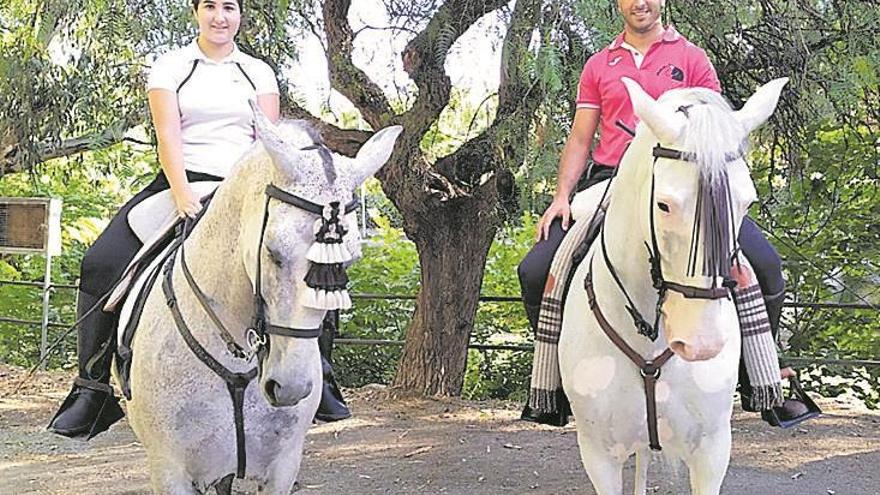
[657, 202, 670, 213]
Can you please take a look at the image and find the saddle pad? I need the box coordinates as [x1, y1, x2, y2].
[570, 178, 611, 223]
[104, 181, 219, 312]
[128, 181, 220, 243]
[115, 241, 179, 399]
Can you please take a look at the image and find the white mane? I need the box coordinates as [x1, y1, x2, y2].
[660, 88, 748, 184]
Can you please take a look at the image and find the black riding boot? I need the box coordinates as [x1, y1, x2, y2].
[314, 311, 351, 422]
[739, 290, 820, 428]
[48, 291, 125, 438]
[520, 302, 571, 426]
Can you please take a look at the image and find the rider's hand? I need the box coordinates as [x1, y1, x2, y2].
[173, 184, 203, 219]
[536, 196, 572, 242]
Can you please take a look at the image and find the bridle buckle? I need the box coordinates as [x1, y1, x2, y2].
[246, 328, 267, 357]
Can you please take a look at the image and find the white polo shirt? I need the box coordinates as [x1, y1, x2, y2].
[147, 40, 279, 178]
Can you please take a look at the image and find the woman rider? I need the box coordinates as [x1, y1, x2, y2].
[49, 0, 349, 438]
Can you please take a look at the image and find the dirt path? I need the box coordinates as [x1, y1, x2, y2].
[1, 364, 878, 494]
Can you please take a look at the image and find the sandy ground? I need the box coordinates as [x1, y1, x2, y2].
[0, 364, 878, 495]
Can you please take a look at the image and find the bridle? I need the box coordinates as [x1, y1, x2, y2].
[603, 112, 746, 342]
[161, 182, 357, 479]
[245, 184, 358, 368]
[586, 111, 747, 451]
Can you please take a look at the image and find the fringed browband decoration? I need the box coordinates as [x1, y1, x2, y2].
[303, 201, 353, 310]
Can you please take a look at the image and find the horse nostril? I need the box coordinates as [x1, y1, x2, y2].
[265, 379, 280, 405]
[669, 340, 690, 359]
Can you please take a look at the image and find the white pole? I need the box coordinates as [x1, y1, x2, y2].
[39, 253, 52, 370]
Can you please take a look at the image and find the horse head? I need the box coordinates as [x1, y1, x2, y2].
[242, 102, 402, 406]
[620, 77, 788, 361]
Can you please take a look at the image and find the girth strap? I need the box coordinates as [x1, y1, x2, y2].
[585, 262, 675, 451]
[162, 253, 257, 478]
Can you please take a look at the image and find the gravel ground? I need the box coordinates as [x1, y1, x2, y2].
[1, 364, 878, 494]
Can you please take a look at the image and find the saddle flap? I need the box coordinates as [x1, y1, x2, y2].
[128, 181, 220, 243]
[570, 178, 611, 222]
[104, 181, 220, 312]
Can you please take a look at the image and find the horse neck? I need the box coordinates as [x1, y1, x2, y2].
[179, 157, 267, 332]
[597, 138, 666, 349]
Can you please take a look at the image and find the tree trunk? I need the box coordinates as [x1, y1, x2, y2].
[391, 199, 498, 396]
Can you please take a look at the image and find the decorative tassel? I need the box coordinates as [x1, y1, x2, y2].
[305, 263, 349, 290]
[302, 287, 353, 310]
[301, 201, 355, 311]
[306, 242, 353, 264]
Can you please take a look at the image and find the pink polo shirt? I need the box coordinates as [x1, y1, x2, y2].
[576, 27, 721, 166]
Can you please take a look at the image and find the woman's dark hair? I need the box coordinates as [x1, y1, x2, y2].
[191, 0, 243, 12]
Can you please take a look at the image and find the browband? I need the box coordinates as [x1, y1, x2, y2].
[265, 184, 358, 215]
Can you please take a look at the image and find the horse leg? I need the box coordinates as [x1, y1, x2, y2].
[578, 434, 624, 495]
[257, 444, 307, 495]
[633, 448, 650, 495]
[148, 459, 200, 495]
[685, 429, 731, 495]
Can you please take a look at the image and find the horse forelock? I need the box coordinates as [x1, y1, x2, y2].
[684, 89, 746, 279]
[276, 119, 337, 185]
[665, 89, 746, 281]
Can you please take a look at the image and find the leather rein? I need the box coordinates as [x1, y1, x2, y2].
[161, 184, 356, 478]
[587, 117, 743, 451]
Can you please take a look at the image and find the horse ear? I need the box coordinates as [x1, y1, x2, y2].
[621, 77, 685, 144]
[734, 77, 789, 134]
[351, 125, 404, 185]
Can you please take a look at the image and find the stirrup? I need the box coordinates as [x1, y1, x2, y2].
[762, 375, 822, 429]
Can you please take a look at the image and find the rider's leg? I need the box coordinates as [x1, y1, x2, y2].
[517, 218, 568, 336]
[518, 165, 616, 426]
[315, 310, 351, 422]
[47, 185, 155, 437]
[49, 171, 220, 437]
[738, 217, 816, 426]
[518, 219, 570, 425]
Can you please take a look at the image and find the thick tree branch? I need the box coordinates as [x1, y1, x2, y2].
[433, 0, 543, 192]
[399, 0, 510, 137]
[322, 0, 394, 129]
[1, 116, 141, 176]
[281, 98, 371, 157]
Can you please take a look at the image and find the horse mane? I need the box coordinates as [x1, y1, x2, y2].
[666, 88, 748, 281]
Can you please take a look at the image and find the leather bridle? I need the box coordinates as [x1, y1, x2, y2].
[586, 114, 746, 451]
[161, 182, 357, 479]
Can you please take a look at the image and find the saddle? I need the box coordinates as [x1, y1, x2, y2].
[104, 181, 220, 312]
[109, 181, 219, 399]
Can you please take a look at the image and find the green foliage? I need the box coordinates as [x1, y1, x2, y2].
[333, 213, 419, 387]
[0, 143, 155, 368]
[335, 210, 539, 400]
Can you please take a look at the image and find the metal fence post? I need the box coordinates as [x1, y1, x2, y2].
[39, 253, 53, 370]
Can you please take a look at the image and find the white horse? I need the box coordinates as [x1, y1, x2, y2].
[118, 106, 402, 494]
[559, 77, 788, 495]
